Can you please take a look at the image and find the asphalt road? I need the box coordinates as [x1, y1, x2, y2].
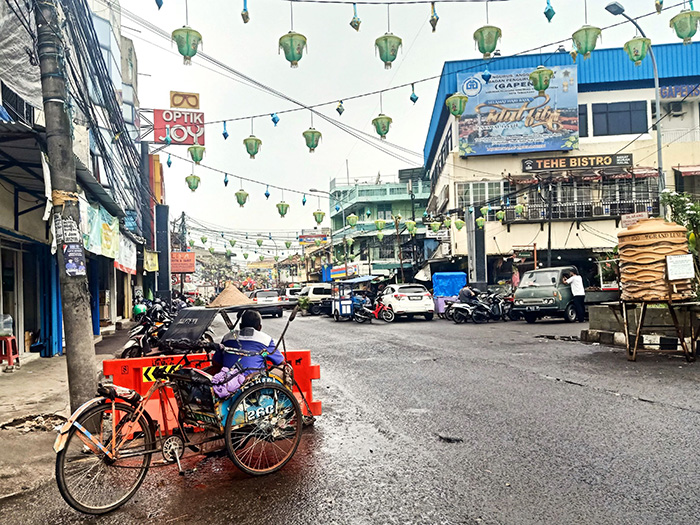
[3, 313, 699, 524]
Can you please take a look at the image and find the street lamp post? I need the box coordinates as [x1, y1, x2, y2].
[310, 188, 349, 278]
[605, 2, 666, 213]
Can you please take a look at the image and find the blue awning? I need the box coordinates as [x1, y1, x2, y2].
[341, 275, 381, 285]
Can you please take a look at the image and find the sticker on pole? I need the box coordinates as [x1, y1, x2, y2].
[666, 254, 694, 281]
[63, 243, 86, 276]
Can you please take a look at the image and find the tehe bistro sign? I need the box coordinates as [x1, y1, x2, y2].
[522, 154, 632, 173]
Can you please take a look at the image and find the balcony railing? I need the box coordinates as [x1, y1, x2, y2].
[662, 128, 700, 144]
[328, 180, 431, 204]
[491, 199, 659, 223]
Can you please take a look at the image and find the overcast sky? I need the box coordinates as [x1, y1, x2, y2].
[118, 0, 685, 248]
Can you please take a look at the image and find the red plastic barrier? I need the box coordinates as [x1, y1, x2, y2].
[102, 350, 321, 433]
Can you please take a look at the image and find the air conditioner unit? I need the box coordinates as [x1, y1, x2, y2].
[669, 102, 685, 117]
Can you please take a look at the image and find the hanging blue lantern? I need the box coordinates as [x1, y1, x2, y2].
[155, 0, 163, 9]
[164, 127, 172, 145]
[302, 194, 307, 206]
[166, 154, 172, 167]
[482, 68, 492, 83]
[337, 101, 345, 116]
[241, 0, 250, 23]
[335, 203, 341, 212]
[222, 121, 229, 140]
[429, 2, 439, 32]
[544, 0, 555, 22]
[224, 174, 229, 187]
[410, 84, 418, 104]
[350, 3, 361, 31]
[271, 113, 280, 126]
[265, 185, 270, 200]
[269, 232, 272, 240]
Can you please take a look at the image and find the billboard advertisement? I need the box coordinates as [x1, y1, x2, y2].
[170, 252, 196, 273]
[153, 109, 205, 145]
[456, 66, 578, 157]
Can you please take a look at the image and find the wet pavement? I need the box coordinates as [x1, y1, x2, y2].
[2, 314, 699, 524]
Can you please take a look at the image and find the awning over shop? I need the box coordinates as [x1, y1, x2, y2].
[628, 167, 659, 178]
[341, 275, 381, 284]
[674, 165, 700, 177]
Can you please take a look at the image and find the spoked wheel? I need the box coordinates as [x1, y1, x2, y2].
[224, 382, 302, 476]
[55, 402, 154, 515]
[381, 308, 395, 323]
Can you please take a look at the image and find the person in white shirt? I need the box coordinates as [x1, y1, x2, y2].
[564, 268, 586, 323]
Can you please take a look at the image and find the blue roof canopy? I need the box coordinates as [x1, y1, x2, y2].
[424, 42, 700, 170]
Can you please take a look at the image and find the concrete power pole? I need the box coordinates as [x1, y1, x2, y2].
[36, 1, 97, 411]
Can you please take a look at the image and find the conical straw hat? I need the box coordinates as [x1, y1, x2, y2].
[207, 283, 254, 308]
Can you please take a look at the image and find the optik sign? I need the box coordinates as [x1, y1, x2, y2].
[153, 109, 205, 145]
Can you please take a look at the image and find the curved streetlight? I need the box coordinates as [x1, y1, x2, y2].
[310, 188, 348, 277]
[605, 2, 665, 214]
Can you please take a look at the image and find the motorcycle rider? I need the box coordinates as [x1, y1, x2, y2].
[458, 284, 479, 304]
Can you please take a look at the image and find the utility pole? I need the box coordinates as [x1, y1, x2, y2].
[394, 216, 405, 283]
[547, 182, 553, 268]
[179, 212, 186, 295]
[35, 1, 97, 411]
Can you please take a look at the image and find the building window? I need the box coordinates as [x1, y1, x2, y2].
[456, 181, 512, 208]
[579, 105, 588, 138]
[376, 203, 392, 220]
[592, 102, 648, 136]
[378, 243, 394, 259]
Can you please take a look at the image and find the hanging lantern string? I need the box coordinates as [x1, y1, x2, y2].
[379, 91, 383, 114]
[290, 0, 294, 31]
[584, 0, 588, 25]
[485, 0, 489, 24]
[185, 0, 189, 25]
[125, 0, 674, 133]
[387, 4, 391, 32]
[250, 117, 254, 134]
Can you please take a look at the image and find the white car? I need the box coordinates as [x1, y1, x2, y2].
[379, 284, 434, 321]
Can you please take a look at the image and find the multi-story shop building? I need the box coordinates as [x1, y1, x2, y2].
[327, 169, 434, 280]
[424, 42, 700, 287]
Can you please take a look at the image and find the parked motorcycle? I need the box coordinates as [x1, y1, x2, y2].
[353, 298, 395, 323]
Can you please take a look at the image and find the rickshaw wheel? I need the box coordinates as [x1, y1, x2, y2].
[224, 382, 302, 476]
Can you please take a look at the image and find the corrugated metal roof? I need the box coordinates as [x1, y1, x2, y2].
[424, 42, 700, 168]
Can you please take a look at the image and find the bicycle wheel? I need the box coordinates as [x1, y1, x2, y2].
[56, 402, 154, 515]
[224, 382, 302, 476]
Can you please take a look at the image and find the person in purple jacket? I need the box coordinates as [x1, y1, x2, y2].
[211, 310, 284, 376]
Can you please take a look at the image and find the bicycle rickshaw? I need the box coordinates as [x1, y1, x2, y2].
[53, 305, 309, 515]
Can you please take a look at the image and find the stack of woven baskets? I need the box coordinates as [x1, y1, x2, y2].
[617, 218, 695, 302]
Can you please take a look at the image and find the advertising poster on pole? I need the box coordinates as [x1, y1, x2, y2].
[456, 66, 579, 157]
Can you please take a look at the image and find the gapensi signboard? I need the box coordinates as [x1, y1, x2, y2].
[456, 66, 579, 157]
[170, 252, 196, 273]
[153, 109, 205, 145]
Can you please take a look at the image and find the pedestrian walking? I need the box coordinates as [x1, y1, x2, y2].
[564, 268, 586, 322]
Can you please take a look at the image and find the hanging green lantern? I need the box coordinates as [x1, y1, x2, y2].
[243, 253, 249, 259]
[495, 210, 506, 221]
[277, 201, 290, 218]
[374, 219, 386, 231]
[259, 255, 265, 262]
[200, 236, 208, 245]
[571, 25, 601, 60]
[171, 26, 202, 65]
[229, 239, 236, 248]
[375, 33, 402, 69]
[226, 249, 232, 257]
[346, 238, 354, 247]
[188, 239, 195, 247]
[454, 219, 465, 231]
[476, 217, 486, 229]
[473, 25, 501, 59]
[445, 93, 469, 117]
[429, 221, 441, 233]
[235, 188, 249, 207]
[405, 220, 417, 234]
[514, 204, 524, 215]
[670, 9, 700, 44]
[209, 247, 215, 254]
[480, 206, 489, 217]
[187, 145, 205, 164]
[302, 128, 322, 152]
[529, 66, 555, 96]
[279, 32, 307, 68]
[314, 238, 322, 246]
[624, 36, 652, 66]
[443, 217, 452, 229]
[372, 114, 392, 140]
[285, 241, 292, 249]
[185, 174, 200, 192]
[313, 209, 325, 224]
[274, 255, 280, 262]
[256, 239, 264, 247]
[243, 135, 262, 159]
[347, 213, 359, 227]
[376, 232, 385, 242]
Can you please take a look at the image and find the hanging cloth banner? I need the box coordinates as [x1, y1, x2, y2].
[100, 207, 119, 259]
[115, 235, 137, 275]
[84, 204, 103, 256]
[144, 250, 160, 272]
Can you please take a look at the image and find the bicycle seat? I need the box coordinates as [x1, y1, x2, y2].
[97, 383, 142, 405]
